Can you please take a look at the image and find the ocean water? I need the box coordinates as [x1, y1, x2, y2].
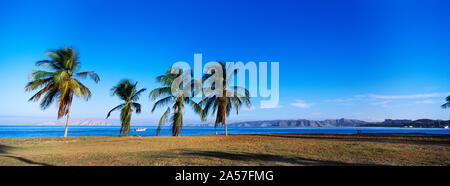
[0, 125, 449, 138]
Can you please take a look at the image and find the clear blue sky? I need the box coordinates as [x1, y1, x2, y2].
[0, 0, 449, 125]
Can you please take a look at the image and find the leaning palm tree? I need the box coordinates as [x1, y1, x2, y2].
[442, 95, 450, 109]
[107, 80, 146, 136]
[25, 47, 99, 137]
[149, 68, 205, 136]
[200, 62, 251, 136]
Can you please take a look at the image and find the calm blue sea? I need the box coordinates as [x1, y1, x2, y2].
[0, 126, 449, 138]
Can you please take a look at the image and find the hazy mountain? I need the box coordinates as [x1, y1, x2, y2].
[186, 118, 369, 127]
[37, 119, 113, 126]
[362, 119, 449, 128]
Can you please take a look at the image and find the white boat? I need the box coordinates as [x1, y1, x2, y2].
[135, 128, 147, 132]
[444, 126, 449, 129]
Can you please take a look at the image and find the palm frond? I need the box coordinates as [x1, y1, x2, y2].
[30, 70, 55, 80]
[57, 90, 72, 119]
[25, 77, 53, 91]
[149, 87, 171, 99]
[156, 107, 170, 135]
[106, 104, 125, 118]
[151, 96, 173, 112]
[36, 60, 63, 70]
[53, 70, 69, 84]
[442, 96, 450, 109]
[73, 79, 92, 100]
[76, 71, 100, 83]
[189, 100, 206, 121]
[111, 79, 135, 101]
[28, 82, 55, 102]
[201, 96, 216, 115]
[230, 97, 242, 114]
[39, 87, 59, 109]
[132, 102, 142, 113]
[131, 88, 147, 101]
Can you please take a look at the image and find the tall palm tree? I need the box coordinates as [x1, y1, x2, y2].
[25, 47, 99, 137]
[442, 95, 450, 109]
[149, 69, 205, 136]
[201, 62, 251, 136]
[107, 80, 146, 136]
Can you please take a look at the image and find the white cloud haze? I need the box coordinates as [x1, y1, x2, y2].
[291, 100, 312, 108]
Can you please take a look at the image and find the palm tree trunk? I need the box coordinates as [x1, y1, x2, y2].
[126, 107, 132, 136]
[178, 102, 183, 137]
[222, 106, 227, 136]
[63, 101, 72, 137]
[224, 119, 227, 136]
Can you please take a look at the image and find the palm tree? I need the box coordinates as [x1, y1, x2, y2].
[25, 47, 99, 137]
[200, 62, 251, 136]
[107, 80, 146, 136]
[442, 95, 450, 109]
[149, 69, 205, 136]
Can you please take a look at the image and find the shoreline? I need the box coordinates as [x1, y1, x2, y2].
[1, 132, 449, 139]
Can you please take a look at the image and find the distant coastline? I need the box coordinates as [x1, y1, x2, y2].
[186, 118, 450, 128]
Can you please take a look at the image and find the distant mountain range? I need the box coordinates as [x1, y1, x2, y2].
[37, 119, 113, 126]
[186, 118, 369, 127]
[187, 118, 449, 128]
[361, 119, 449, 128]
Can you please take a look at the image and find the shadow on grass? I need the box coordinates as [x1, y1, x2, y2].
[0, 144, 13, 154]
[247, 133, 450, 146]
[0, 155, 53, 166]
[182, 150, 383, 166]
[0, 143, 52, 166]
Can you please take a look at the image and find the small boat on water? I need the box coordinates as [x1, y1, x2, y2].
[444, 126, 449, 129]
[135, 128, 147, 132]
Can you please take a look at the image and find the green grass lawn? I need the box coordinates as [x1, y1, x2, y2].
[0, 133, 449, 166]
